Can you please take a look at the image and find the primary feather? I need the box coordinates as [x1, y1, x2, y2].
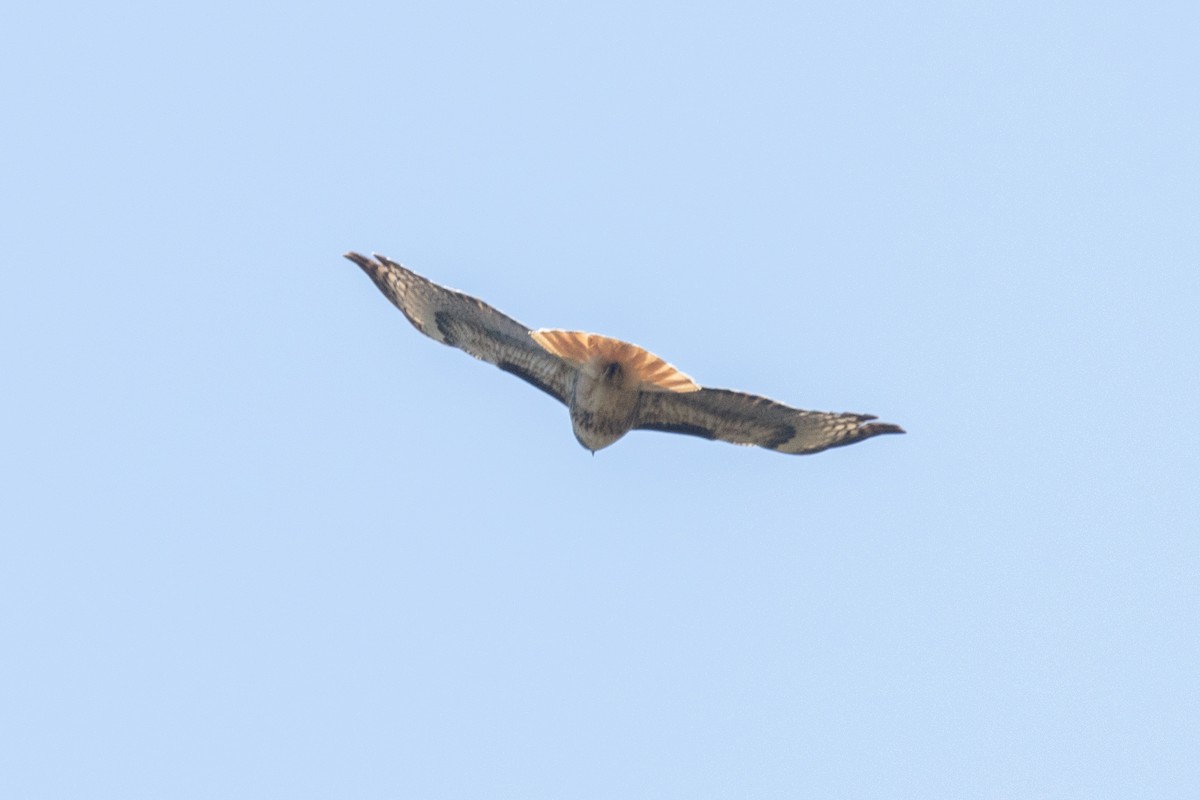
[345, 252, 904, 455]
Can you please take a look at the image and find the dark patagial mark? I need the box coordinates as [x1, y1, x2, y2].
[433, 311, 458, 346]
[763, 424, 797, 451]
[636, 421, 717, 440]
[603, 361, 622, 381]
[498, 361, 564, 402]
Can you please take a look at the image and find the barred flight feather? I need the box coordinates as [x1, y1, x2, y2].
[345, 252, 904, 456]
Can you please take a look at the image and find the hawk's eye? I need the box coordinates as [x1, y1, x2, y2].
[604, 362, 621, 380]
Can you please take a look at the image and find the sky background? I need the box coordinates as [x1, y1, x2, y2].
[3, 2, 1198, 798]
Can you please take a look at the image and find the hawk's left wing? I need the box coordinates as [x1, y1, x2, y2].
[635, 387, 904, 455]
[345, 253, 574, 404]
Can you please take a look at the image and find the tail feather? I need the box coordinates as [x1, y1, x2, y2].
[530, 329, 700, 393]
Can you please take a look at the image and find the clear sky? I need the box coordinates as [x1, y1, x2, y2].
[3, 2, 1198, 798]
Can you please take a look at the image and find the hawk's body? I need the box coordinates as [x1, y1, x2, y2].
[346, 253, 904, 455]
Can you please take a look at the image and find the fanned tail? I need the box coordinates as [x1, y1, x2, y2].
[530, 329, 700, 393]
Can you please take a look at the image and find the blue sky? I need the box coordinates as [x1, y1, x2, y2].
[3, 2, 1198, 798]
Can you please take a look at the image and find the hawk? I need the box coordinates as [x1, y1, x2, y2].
[345, 253, 904, 455]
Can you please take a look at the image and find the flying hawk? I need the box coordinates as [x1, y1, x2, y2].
[345, 253, 904, 455]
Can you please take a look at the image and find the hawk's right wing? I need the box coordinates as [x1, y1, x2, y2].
[345, 253, 574, 404]
[635, 387, 904, 455]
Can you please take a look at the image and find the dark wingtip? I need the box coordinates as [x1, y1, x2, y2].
[344, 251, 373, 270]
[866, 423, 905, 436]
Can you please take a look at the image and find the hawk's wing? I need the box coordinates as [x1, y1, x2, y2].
[634, 388, 904, 455]
[345, 253, 574, 404]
